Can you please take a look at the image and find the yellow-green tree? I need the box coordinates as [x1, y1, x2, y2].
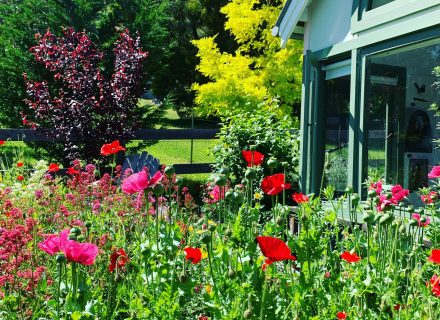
[192, 0, 303, 119]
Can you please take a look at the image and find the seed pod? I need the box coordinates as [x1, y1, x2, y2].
[201, 233, 212, 244]
[243, 309, 253, 319]
[208, 224, 216, 232]
[362, 211, 375, 224]
[233, 192, 245, 204]
[379, 213, 393, 225]
[76, 235, 85, 242]
[225, 190, 234, 202]
[214, 175, 227, 187]
[164, 166, 175, 176]
[244, 168, 257, 180]
[219, 167, 230, 176]
[153, 184, 165, 196]
[56, 253, 66, 263]
[70, 227, 81, 235]
[84, 221, 92, 229]
[276, 216, 284, 226]
[267, 158, 278, 169]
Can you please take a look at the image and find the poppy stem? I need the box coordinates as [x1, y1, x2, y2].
[56, 260, 62, 320]
[207, 237, 220, 304]
[259, 273, 268, 320]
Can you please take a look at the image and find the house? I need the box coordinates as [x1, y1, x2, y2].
[274, 0, 440, 200]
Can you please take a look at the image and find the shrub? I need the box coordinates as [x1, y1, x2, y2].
[23, 28, 152, 164]
[212, 109, 300, 187]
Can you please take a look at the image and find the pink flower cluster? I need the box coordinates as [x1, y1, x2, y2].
[369, 181, 409, 212]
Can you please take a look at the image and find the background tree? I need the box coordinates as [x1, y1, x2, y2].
[0, 0, 235, 128]
[24, 28, 148, 163]
[192, 0, 303, 120]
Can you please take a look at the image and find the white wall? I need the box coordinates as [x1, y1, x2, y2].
[304, 0, 354, 52]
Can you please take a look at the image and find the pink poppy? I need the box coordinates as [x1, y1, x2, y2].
[412, 213, 430, 228]
[39, 229, 99, 265]
[428, 166, 440, 179]
[391, 185, 409, 203]
[121, 170, 163, 194]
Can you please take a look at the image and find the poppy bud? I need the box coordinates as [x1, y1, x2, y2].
[373, 231, 379, 239]
[164, 166, 175, 176]
[225, 190, 234, 202]
[214, 175, 227, 187]
[179, 272, 188, 283]
[351, 193, 360, 206]
[399, 224, 406, 234]
[219, 167, 230, 176]
[345, 186, 353, 194]
[84, 221, 92, 229]
[56, 253, 66, 263]
[175, 177, 183, 186]
[362, 211, 375, 224]
[232, 192, 245, 204]
[68, 233, 77, 240]
[114, 273, 122, 283]
[76, 235, 85, 242]
[408, 219, 419, 227]
[368, 189, 377, 198]
[153, 184, 165, 196]
[267, 158, 278, 169]
[276, 216, 284, 226]
[141, 247, 151, 257]
[70, 227, 81, 235]
[201, 233, 212, 244]
[379, 213, 393, 225]
[208, 224, 216, 232]
[243, 309, 253, 319]
[244, 168, 256, 180]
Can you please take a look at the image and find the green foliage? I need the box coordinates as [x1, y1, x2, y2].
[192, 0, 303, 119]
[213, 109, 300, 185]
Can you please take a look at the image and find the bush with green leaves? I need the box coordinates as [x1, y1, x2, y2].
[212, 110, 300, 187]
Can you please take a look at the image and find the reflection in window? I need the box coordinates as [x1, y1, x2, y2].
[324, 75, 350, 193]
[368, 0, 395, 10]
[365, 41, 440, 195]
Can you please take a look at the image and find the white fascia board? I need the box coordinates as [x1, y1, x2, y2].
[278, 0, 311, 48]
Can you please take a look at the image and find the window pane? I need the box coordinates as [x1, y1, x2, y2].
[324, 75, 350, 193]
[369, 0, 395, 10]
[365, 41, 440, 199]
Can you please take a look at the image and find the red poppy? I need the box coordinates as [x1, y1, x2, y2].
[184, 247, 202, 264]
[261, 173, 291, 196]
[428, 249, 440, 264]
[198, 316, 209, 320]
[428, 275, 440, 297]
[241, 150, 264, 167]
[109, 248, 129, 272]
[67, 167, 79, 175]
[48, 163, 60, 172]
[256, 236, 296, 271]
[100, 140, 125, 156]
[340, 251, 361, 263]
[336, 311, 347, 319]
[292, 192, 309, 204]
[17, 175, 24, 181]
[0, 140, 4, 145]
[16, 162, 24, 167]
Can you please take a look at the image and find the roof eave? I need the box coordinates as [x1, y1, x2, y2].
[273, 0, 311, 48]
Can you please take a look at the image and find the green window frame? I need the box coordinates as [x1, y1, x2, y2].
[352, 0, 440, 34]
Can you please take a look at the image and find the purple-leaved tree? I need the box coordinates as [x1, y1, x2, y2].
[23, 27, 148, 163]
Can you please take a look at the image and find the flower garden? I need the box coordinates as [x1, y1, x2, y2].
[0, 141, 439, 320]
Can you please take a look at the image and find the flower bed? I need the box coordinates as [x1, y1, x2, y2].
[1, 142, 440, 319]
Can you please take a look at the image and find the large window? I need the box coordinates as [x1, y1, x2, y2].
[365, 40, 440, 195]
